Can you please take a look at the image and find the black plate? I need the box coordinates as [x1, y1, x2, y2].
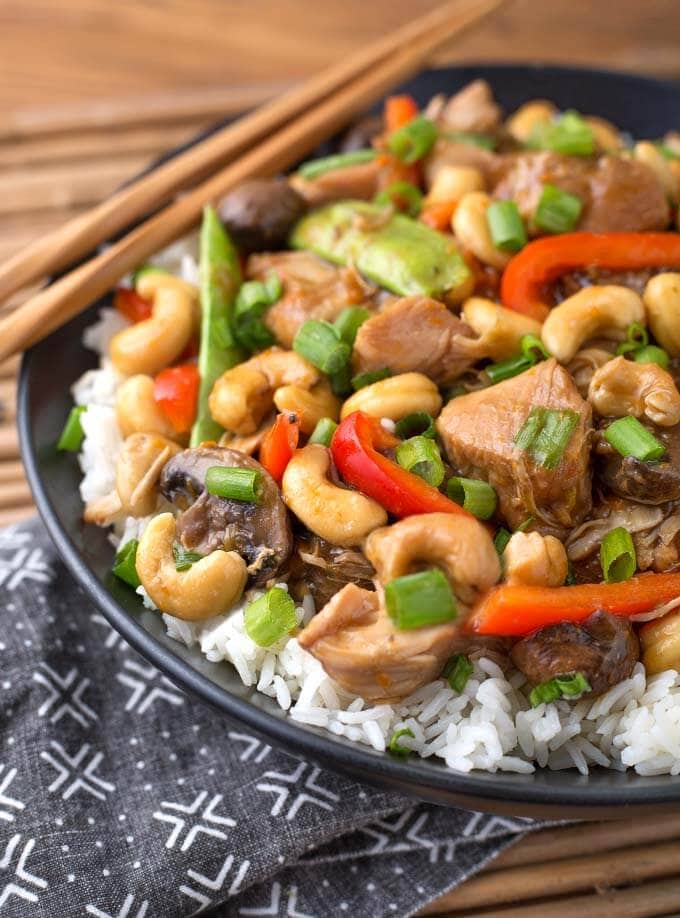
[19, 65, 680, 818]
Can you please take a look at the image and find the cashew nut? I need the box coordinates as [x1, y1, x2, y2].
[282, 444, 387, 547]
[588, 355, 680, 427]
[460, 297, 543, 361]
[365, 512, 500, 607]
[340, 372, 441, 421]
[503, 531, 568, 587]
[84, 491, 122, 527]
[115, 433, 181, 517]
[209, 347, 319, 435]
[425, 165, 485, 204]
[452, 191, 511, 270]
[643, 273, 680, 356]
[634, 141, 678, 200]
[136, 513, 247, 620]
[506, 100, 556, 143]
[115, 374, 180, 441]
[640, 607, 680, 675]
[273, 379, 341, 435]
[586, 116, 623, 153]
[566, 347, 614, 398]
[110, 274, 199, 377]
[541, 285, 645, 363]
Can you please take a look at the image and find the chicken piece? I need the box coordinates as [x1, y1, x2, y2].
[432, 80, 502, 134]
[436, 358, 593, 535]
[424, 139, 499, 189]
[289, 159, 382, 207]
[351, 295, 476, 385]
[247, 251, 374, 348]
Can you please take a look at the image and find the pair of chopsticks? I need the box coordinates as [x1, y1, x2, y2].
[0, 0, 504, 361]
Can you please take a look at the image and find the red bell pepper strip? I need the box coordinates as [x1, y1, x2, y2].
[470, 572, 680, 637]
[153, 364, 200, 434]
[331, 411, 472, 519]
[259, 412, 299, 483]
[500, 232, 680, 322]
[114, 287, 152, 323]
[420, 200, 457, 232]
[385, 94, 419, 133]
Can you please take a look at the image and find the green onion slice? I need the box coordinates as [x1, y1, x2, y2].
[334, 306, 372, 347]
[112, 539, 141, 589]
[600, 526, 637, 583]
[494, 527, 512, 556]
[486, 200, 527, 253]
[486, 354, 534, 384]
[529, 672, 592, 708]
[233, 278, 280, 352]
[297, 149, 377, 179]
[264, 272, 283, 303]
[374, 181, 423, 218]
[309, 417, 338, 447]
[387, 727, 416, 757]
[384, 569, 457, 630]
[441, 130, 496, 150]
[633, 345, 670, 369]
[172, 543, 204, 572]
[387, 115, 438, 164]
[604, 416, 667, 461]
[205, 466, 263, 502]
[616, 321, 649, 356]
[564, 562, 577, 586]
[515, 407, 579, 470]
[293, 320, 351, 376]
[516, 516, 535, 533]
[351, 368, 392, 391]
[528, 110, 595, 156]
[534, 184, 583, 234]
[395, 435, 445, 487]
[447, 477, 497, 520]
[655, 142, 680, 161]
[57, 405, 87, 452]
[521, 333, 550, 362]
[329, 364, 353, 398]
[394, 412, 436, 440]
[244, 587, 297, 647]
[443, 654, 473, 693]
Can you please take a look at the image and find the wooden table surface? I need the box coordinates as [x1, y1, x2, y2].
[3, 1, 680, 914]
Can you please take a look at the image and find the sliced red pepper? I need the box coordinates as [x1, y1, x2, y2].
[259, 412, 299, 483]
[420, 200, 457, 232]
[153, 364, 199, 434]
[385, 94, 419, 133]
[114, 287, 152, 323]
[470, 573, 680, 637]
[331, 411, 472, 519]
[500, 232, 680, 321]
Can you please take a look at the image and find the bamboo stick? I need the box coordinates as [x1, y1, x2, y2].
[0, 356, 20, 379]
[0, 480, 32, 509]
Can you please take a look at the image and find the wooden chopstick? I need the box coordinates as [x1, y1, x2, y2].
[0, 0, 501, 308]
[0, 0, 504, 361]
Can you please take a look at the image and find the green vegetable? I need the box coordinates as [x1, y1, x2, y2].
[387, 727, 416, 757]
[514, 407, 579, 470]
[297, 149, 377, 179]
[528, 110, 595, 156]
[290, 201, 470, 300]
[521, 334, 550, 362]
[57, 405, 87, 452]
[616, 322, 649, 356]
[486, 200, 527, 252]
[604, 416, 667, 462]
[564, 563, 577, 586]
[387, 115, 437, 163]
[293, 320, 351, 375]
[447, 477, 497, 520]
[232, 274, 281, 352]
[351, 368, 392, 390]
[384, 569, 457, 630]
[205, 466, 263, 502]
[529, 672, 592, 708]
[443, 654, 474, 693]
[394, 412, 436, 440]
[600, 526, 637, 583]
[309, 417, 338, 447]
[172, 543, 204, 572]
[395, 436, 445, 487]
[486, 354, 534, 384]
[374, 181, 423, 218]
[516, 516, 535, 533]
[494, 527, 512, 556]
[655, 142, 680, 161]
[334, 306, 371, 347]
[244, 587, 297, 647]
[191, 206, 243, 446]
[112, 539, 141, 589]
[633, 345, 670, 369]
[534, 184, 583, 234]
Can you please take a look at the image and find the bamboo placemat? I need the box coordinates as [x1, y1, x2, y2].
[2, 91, 680, 918]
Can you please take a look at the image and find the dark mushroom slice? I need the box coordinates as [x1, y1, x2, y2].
[595, 419, 680, 504]
[160, 446, 292, 586]
[288, 531, 375, 609]
[217, 178, 307, 252]
[511, 610, 639, 696]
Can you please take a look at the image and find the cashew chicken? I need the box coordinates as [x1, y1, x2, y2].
[588, 356, 680, 427]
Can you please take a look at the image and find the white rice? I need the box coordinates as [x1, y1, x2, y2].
[72, 246, 680, 776]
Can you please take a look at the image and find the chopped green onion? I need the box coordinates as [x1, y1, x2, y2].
[205, 466, 263, 502]
[172, 543, 204, 572]
[396, 436, 445, 487]
[387, 115, 438, 164]
[447, 477, 497, 520]
[516, 516, 535, 533]
[233, 278, 279, 352]
[351, 367, 392, 391]
[309, 417, 338, 447]
[394, 412, 436, 440]
[564, 562, 577, 586]
[112, 539, 141, 589]
[334, 306, 372, 347]
[443, 654, 473, 693]
[633, 345, 670, 369]
[534, 184, 583, 234]
[57, 405, 87, 452]
[441, 130, 496, 150]
[244, 587, 297, 647]
[528, 110, 595, 156]
[600, 526, 637, 583]
[515, 407, 579, 470]
[387, 727, 415, 757]
[616, 321, 649, 356]
[293, 320, 351, 376]
[374, 181, 423, 218]
[486, 354, 534, 384]
[444, 383, 467, 401]
[494, 527, 512, 556]
[486, 200, 527, 253]
[521, 334, 550, 361]
[297, 148, 377, 179]
[655, 142, 680, 161]
[384, 569, 457, 630]
[329, 365, 353, 397]
[604, 416, 667, 461]
[264, 272, 283, 303]
[529, 672, 592, 708]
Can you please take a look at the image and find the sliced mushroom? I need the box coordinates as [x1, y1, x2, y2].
[288, 532, 375, 609]
[217, 178, 307, 252]
[160, 446, 292, 585]
[595, 419, 680, 504]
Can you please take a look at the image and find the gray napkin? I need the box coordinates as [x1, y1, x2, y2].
[0, 518, 543, 917]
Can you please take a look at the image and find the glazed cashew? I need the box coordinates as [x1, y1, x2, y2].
[506, 100, 556, 143]
[115, 433, 181, 517]
[585, 116, 623, 153]
[541, 285, 645, 363]
[110, 274, 199, 376]
[460, 297, 543, 361]
[503, 531, 568, 587]
[282, 444, 387, 547]
[643, 273, 680, 357]
[566, 347, 614, 398]
[340, 372, 441, 421]
[115, 374, 180, 441]
[425, 165, 485, 204]
[640, 607, 680, 675]
[136, 513, 247, 620]
[273, 379, 341, 435]
[209, 347, 319, 435]
[588, 355, 680, 427]
[634, 141, 678, 200]
[365, 512, 500, 607]
[452, 191, 511, 270]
